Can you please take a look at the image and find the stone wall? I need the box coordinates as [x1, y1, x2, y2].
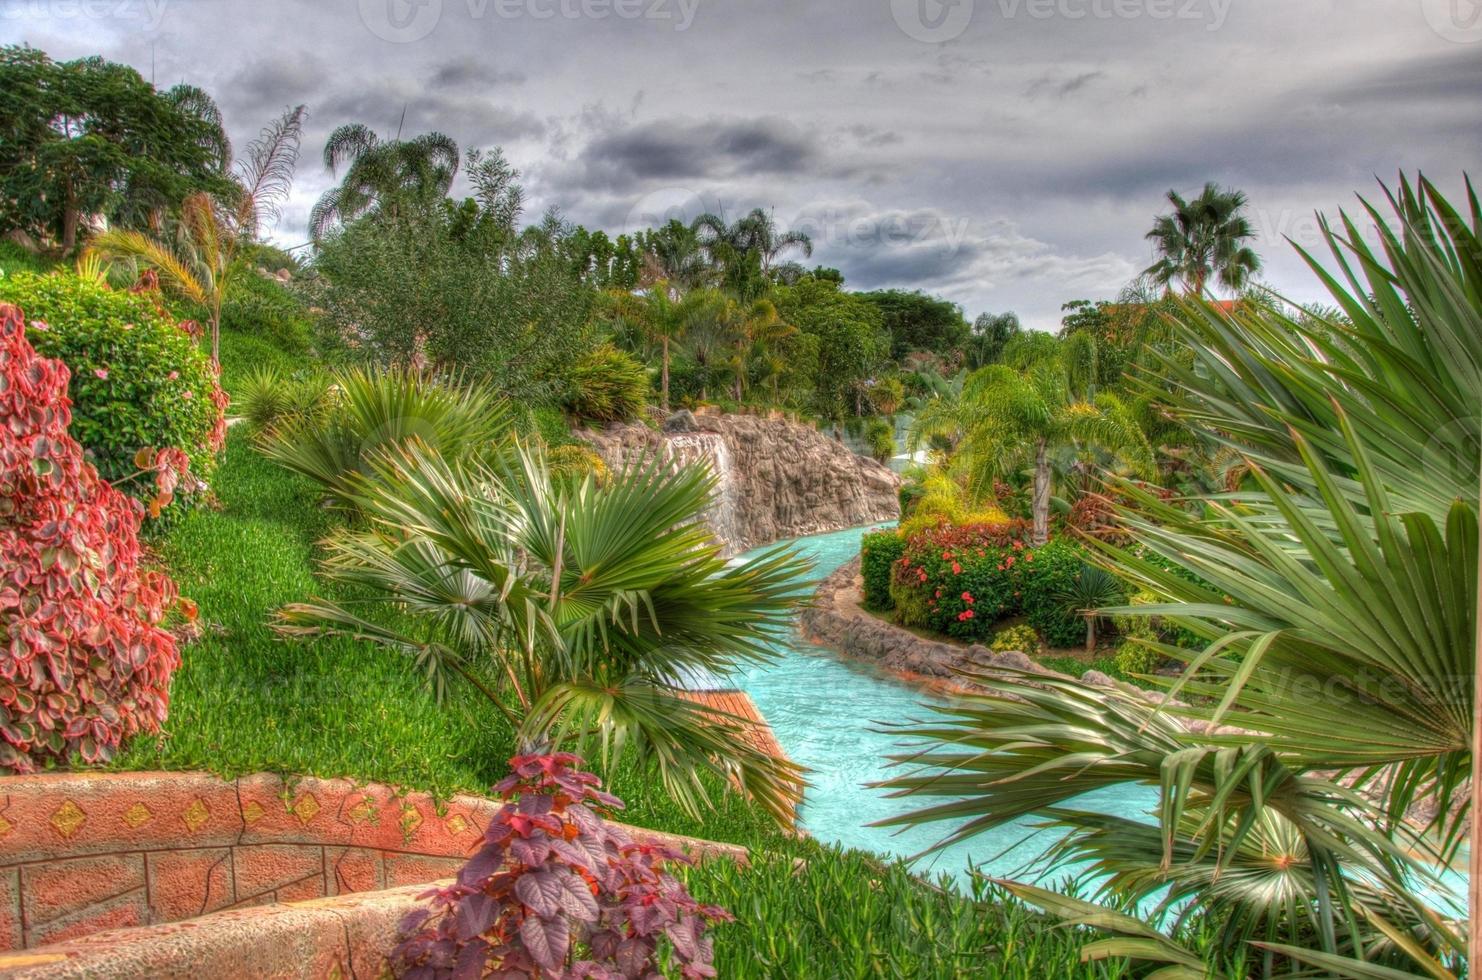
[0, 771, 745, 954]
[582, 411, 900, 555]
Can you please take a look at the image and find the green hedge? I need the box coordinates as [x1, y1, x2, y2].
[0, 270, 224, 492]
[888, 522, 1090, 646]
[860, 530, 905, 610]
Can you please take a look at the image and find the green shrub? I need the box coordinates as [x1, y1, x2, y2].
[524, 404, 579, 447]
[864, 417, 895, 463]
[234, 365, 331, 435]
[0, 270, 225, 494]
[258, 366, 514, 504]
[1018, 541, 1094, 648]
[990, 623, 1040, 655]
[1114, 640, 1161, 677]
[547, 443, 608, 486]
[562, 343, 649, 423]
[860, 530, 905, 610]
[217, 272, 313, 356]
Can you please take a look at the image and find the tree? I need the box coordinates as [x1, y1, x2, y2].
[859, 289, 969, 360]
[1144, 181, 1262, 295]
[277, 443, 806, 824]
[85, 105, 306, 362]
[310, 194, 596, 401]
[634, 219, 710, 290]
[772, 276, 889, 421]
[963, 311, 1021, 369]
[0, 46, 236, 253]
[309, 123, 460, 239]
[602, 282, 723, 411]
[911, 332, 1153, 544]
[691, 208, 812, 299]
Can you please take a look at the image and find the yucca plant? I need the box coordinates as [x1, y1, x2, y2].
[256, 366, 514, 505]
[275, 442, 807, 824]
[234, 365, 333, 434]
[878, 176, 1478, 978]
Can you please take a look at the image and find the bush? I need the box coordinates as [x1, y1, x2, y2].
[0, 271, 226, 498]
[257, 366, 514, 504]
[234, 365, 331, 435]
[547, 443, 608, 486]
[888, 521, 1091, 645]
[990, 624, 1041, 655]
[562, 343, 650, 424]
[0, 306, 188, 772]
[1114, 640, 1161, 677]
[391, 753, 728, 978]
[524, 404, 579, 447]
[865, 417, 895, 463]
[860, 530, 905, 610]
[216, 272, 313, 356]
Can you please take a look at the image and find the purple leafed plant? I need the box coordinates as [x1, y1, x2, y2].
[392, 753, 732, 979]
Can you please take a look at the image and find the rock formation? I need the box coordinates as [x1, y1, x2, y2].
[581, 411, 900, 555]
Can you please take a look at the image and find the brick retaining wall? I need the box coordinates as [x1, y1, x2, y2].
[0, 771, 746, 954]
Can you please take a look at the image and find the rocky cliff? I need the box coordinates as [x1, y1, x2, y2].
[581, 410, 900, 555]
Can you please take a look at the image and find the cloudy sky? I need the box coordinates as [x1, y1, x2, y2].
[4, 0, 1478, 328]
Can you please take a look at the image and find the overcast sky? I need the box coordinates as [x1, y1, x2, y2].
[4, 0, 1478, 328]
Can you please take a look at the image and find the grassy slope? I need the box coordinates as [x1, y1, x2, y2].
[117, 389, 783, 846]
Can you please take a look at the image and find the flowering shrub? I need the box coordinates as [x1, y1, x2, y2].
[860, 530, 905, 610]
[888, 521, 1090, 646]
[0, 304, 188, 772]
[392, 753, 730, 979]
[0, 271, 227, 504]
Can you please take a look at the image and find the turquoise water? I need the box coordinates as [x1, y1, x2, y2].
[729, 525, 1156, 886]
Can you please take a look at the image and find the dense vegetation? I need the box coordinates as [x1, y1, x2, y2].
[3, 40, 1479, 978]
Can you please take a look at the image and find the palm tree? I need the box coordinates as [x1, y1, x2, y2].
[1144, 182, 1262, 295]
[309, 123, 460, 239]
[275, 440, 807, 824]
[604, 283, 725, 412]
[911, 333, 1153, 545]
[87, 105, 306, 362]
[880, 176, 1481, 977]
[715, 295, 783, 401]
[691, 208, 812, 298]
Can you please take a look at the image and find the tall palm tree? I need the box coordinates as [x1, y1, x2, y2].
[309, 123, 460, 239]
[911, 333, 1153, 545]
[1144, 182, 1262, 295]
[275, 440, 807, 824]
[87, 105, 306, 362]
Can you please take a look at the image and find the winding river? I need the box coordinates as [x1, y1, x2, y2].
[728, 525, 1154, 886]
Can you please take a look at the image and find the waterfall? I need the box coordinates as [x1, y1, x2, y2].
[663, 433, 744, 555]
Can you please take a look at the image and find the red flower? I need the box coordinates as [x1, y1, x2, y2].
[951, 562, 962, 574]
[93, 368, 109, 380]
[961, 592, 973, 603]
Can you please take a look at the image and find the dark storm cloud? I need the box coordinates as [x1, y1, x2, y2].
[427, 59, 527, 89]
[558, 117, 820, 191]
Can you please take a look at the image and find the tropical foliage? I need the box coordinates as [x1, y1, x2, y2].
[1144, 181, 1262, 295]
[880, 175, 1479, 977]
[0, 270, 227, 494]
[271, 406, 807, 823]
[0, 305, 189, 773]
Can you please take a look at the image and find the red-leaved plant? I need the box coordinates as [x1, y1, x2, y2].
[0, 304, 188, 772]
[392, 753, 731, 979]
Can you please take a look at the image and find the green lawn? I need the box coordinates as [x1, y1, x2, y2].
[115, 428, 784, 847]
